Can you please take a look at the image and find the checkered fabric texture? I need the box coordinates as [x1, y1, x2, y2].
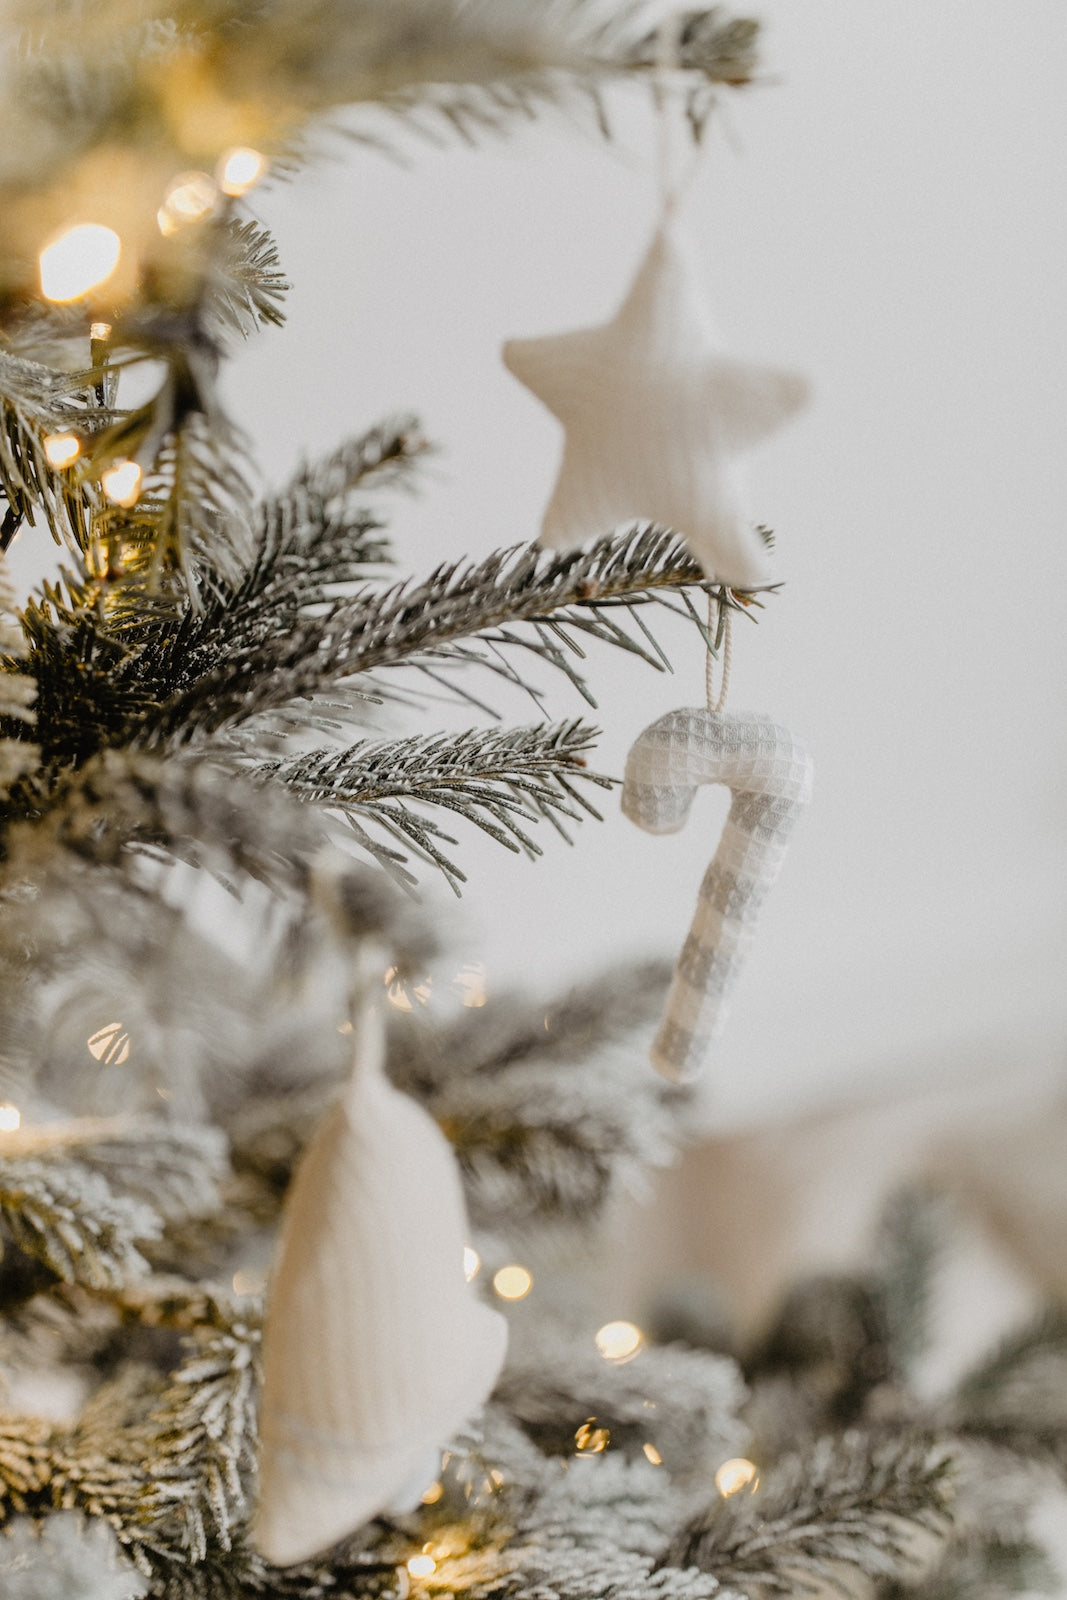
[622, 708, 813, 1083]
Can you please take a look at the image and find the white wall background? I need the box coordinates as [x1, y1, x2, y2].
[217, 2, 1067, 1133]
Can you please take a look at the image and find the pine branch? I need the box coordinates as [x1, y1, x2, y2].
[205, 218, 290, 341]
[159, 527, 748, 736]
[945, 1308, 1067, 1471]
[260, 720, 610, 892]
[880, 1532, 1061, 1600]
[0, 345, 96, 550]
[662, 1433, 954, 1595]
[873, 1186, 944, 1377]
[382, 960, 677, 1225]
[0, 552, 39, 795]
[141, 417, 427, 692]
[390, 959, 675, 1096]
[0, 1157, 158, 1291]
[498, 1339, 746, 1483]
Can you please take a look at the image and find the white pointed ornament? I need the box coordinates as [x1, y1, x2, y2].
[253, 973, 507, 1568]
[502, 214, 808, 588]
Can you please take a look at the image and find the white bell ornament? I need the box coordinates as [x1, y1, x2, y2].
[252, 975, 507, 1568]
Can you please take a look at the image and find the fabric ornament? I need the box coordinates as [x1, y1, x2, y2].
[252, 979, 507, 1568]
[502, 216, 808, 588]
[622, 708, 813, 1083]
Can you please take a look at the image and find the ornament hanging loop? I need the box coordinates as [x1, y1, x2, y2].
[653, 10, 702, 218]
[705, 597, 733, 714]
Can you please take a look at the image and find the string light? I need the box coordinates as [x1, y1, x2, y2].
[642, 1442, 663, 1466]
[715, 1458, 759, 1498]
[0, 1104, 22, 1133]
[158, 170, 218, 234]
[463, 1246, 481, 1283]
[406, 1554, 436, 1579]
[87, 1021, 131, 1065]
[100, 460, 142, 508]
[218, 146, 268, 196]
[574, 1419, 609, 1454]
[594, 1320, 644, 1364]
[39, 224, 121, 303]
[420, 1481, 443, 1506]
[43, 433, 81, 469]
[492, 1264, 532, 1301]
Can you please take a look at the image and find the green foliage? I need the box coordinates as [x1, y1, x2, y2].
[0, 1157, 158, 1290]
[664, 1433, 954, 1595]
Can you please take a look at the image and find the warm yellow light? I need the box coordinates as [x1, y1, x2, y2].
[159, 170, 218, 232]
[406, 1555, 436, 1579]
[218, 145, 268, 196]
[0, 1104, 22, 1133]
[492, 1264, 533, 1301]
[101, 460, 142, 508]
[90, 321, 112, 342]
[642, 1442, 663, 1466]
[594, 1320, 644, 1364]
[463, 1246, 481, 1283]
[420, 1480, 443, 1506]
[715, 1457, 759, 1498]
[87, 1022, 131, 1065]
[453, 961, 488, 1008]
[574, 1420, 609, 1454]
[39, 224, 121, 303]
[43, 432, 81, 469]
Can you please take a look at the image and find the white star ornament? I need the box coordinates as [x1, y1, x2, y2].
[502, 222, 809, 588]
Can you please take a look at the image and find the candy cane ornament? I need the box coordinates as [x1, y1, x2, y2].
[622, 708, 813, 1083]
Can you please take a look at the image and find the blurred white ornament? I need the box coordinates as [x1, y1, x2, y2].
[622, 708, 812, 1082]
[253, 971, 507, 1567]
[502, 217, 807, 587]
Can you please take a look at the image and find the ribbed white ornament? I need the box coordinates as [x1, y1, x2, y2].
[622, 707, 813, 1083]
[252, 991, 507, 1568]
[502, 218, 808, 587]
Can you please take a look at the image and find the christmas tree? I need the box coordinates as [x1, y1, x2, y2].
[1, 4, 1065, 1596]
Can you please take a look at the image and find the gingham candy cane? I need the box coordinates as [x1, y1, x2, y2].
[622, 708, 813, 1083]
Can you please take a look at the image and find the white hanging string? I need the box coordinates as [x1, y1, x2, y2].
[654, 9, 703, 218]
[705, 595, 733, 713]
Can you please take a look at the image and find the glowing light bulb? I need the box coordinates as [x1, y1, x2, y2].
[87, 1021, 131, 1065]
[642, 1442, 663, 1466]
[574, 1420, 609, 1454]
[0, 1104, 22, 1133]
[39, 224, 121, 303]
[463, 1246, 481, 1283]
[594, 1320, 644, 1364]
[420, 1480, 443, 1506]
[492, 1264, 532, 1301]
[100, 460, 142, 508]
[90, 321, 112, 342]
[218, 145, 267, 195]
[43, 432, 81, 469]
[158, 170, 218, 233]
[406, 1555, 436, 1579]
[715, 1457, 759, 1498]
